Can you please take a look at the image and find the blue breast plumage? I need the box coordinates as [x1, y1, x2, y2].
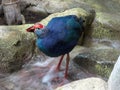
[35, 15, 84, 57]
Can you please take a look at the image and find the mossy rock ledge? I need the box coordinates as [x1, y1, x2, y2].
[73, 47, 120, 79]
[0, 24, 35, 73]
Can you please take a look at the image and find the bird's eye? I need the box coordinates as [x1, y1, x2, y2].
[37, 28, 40, 29]
[83, 20, 85, 22]
[35, 28, 40, 31]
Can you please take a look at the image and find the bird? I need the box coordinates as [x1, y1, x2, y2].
[26, 15, 85, 78]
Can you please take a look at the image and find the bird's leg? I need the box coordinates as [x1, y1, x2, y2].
[56, 55, 64, 71]
[65, 53, 70, 78]
[50, 54, 70, 87]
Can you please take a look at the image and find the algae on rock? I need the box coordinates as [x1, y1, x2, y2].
[0, 24, 35, 73]
[73, 48, 120, 78]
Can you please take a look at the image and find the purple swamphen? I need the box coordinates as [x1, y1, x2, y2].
[26, 15, 85, 78]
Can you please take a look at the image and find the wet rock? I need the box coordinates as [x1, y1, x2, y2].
[26, 6, 48, 17]
[0, 24, 35, 73]
[19, 0, 95, 24]
[40, 0, 92, 14]
[19, 0, 92, 14]
[108, 56, 120, 90]
[75, 0, 120, 13]
[81, 0, 120, 47]
[0, 46, 97, 90]
[40, 8, 95, 26]
[73, 47, 120, 79]
[56, 77, 107, 90]
[90, 13, 120, 40]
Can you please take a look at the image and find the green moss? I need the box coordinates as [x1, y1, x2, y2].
[93, 23, 111, 39]
[91, 22, 120, 40]
[73, 48, 120, 79]
[95, 64, 113, 78]
[0, 25, 35, 73]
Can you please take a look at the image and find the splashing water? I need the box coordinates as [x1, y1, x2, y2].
[0, 54, 95, 90]
[0, 56, 70, 90]
[33, 58, 55, 67]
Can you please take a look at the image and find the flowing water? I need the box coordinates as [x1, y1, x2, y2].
[0, 41, 118, 90]
[0, 53, 95, 90]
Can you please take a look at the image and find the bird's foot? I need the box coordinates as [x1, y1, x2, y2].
[55, 67, 64, 72]
[51, 76, 69, 88]
[42, 65, 69, 88]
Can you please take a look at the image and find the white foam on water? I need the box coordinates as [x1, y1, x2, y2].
[33, 58, 55, 67]
[42, 65, 64, 90]
[42, 65, 56, 90]
[42, 66, 55, 83]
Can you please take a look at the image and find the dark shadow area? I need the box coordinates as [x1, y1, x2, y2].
[22, 10, 47, 24]
[0, 11, 48, 25]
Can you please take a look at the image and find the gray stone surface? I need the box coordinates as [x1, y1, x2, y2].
[73, 46, 120, 79]
[0, 24, 35, 73]
[56, 77, 107, 90]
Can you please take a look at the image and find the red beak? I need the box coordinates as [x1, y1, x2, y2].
[26, 26, 35, 32]
[26, 23, 44, 32]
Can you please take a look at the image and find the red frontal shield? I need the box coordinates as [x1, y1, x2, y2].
[26, 23, 44, 32]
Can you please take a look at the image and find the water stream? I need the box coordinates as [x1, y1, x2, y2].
[0, 53, 95, 90]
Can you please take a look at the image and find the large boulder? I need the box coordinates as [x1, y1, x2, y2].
[19, 0, 92, 14]
[84, 12, 120, 47]
[40, 8, 95, 26]
[73, 45, 120, 79]
[0, 24, 35, 73]
[79, 0, 120, 47]
[56, 77, 107, 90]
